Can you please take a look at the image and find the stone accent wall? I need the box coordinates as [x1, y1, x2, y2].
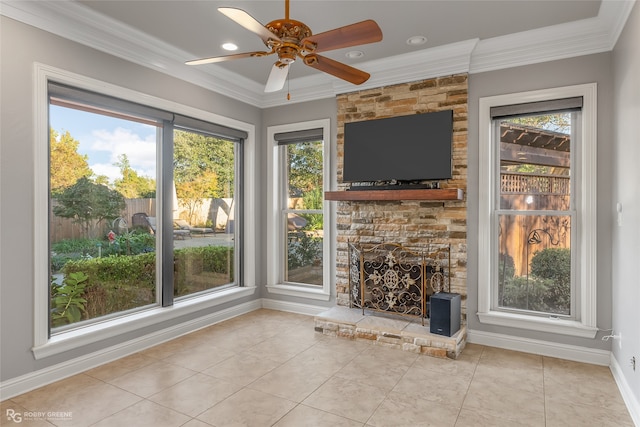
[335, 74, 468, 319]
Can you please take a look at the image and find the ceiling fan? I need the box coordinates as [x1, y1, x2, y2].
[186, 0, 383, 93]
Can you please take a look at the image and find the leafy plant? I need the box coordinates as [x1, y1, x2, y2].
[288, 231, 322, 270]
[51, 271, 89, 327]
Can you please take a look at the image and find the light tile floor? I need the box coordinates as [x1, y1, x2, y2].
[2, 309, 635, 427]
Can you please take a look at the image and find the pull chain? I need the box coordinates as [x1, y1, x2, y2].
[287, 67, 291, 101]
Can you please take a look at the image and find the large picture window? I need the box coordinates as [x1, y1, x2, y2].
[478, 84, 597, 337]
[48, 83, 243, 330]
[33, 65, 255, 358]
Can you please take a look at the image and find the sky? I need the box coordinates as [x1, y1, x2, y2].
[50, 105, 157, 184]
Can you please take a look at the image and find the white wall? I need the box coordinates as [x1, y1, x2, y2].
[611, 1, 640, 417]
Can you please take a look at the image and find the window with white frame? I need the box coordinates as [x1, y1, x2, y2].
[34, 64, 256, 358]
[478, 84, 598, 338]
[266, 119, 331, 300]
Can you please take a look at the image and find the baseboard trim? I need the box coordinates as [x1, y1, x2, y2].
[261, 298, 329, 316]
[467, 328, 611, 366]
[610, 354, 640, 426]
[0, 299, 262, 401]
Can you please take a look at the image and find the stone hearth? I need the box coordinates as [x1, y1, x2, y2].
[314, 306, 466, 359]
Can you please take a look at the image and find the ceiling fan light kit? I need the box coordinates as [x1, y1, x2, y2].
[186, 0, 382, 93]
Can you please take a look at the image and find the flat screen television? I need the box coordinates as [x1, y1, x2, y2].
[343, 110, 453, 184]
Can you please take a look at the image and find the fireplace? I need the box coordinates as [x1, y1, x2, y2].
[348, 242, 451, 326]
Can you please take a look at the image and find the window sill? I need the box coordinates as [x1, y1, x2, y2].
[32, 286, 257, 359]
[477, 310, 598, 339]
[266, 283, 330, 301]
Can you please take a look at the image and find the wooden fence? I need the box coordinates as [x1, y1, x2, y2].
[50, 197, 233, 243]
[499, 172, 571, 276]
[501, 172, 569, 195]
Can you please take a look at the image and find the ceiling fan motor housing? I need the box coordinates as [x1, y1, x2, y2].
[266, 19, 314, 63]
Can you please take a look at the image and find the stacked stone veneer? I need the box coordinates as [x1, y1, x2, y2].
[315, 307, 467, 359]
[335, 74, 468, 320]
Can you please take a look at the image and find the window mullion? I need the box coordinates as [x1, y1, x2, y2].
[161, 121, 174, 307]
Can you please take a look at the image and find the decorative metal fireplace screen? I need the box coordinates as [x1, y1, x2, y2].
[348, 242, 451, 326]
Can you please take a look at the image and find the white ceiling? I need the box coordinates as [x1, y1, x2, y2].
[1, 0, 635, 107]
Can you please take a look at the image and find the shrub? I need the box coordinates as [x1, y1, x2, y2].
[52, 238, 103, 254]
[531, 247, 570, 284]
[62, 253, 156, 319]
[499, 275, 551, 313]
[531, 247, 571, 315]
[173, 246, 234, 295]
[59, 246, 233, 320]
[498, 252, 515, 284]
[498, 248, 571, 315]
[287, 231, 322, 270]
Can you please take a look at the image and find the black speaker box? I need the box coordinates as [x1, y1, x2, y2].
[429, 293, 461, 337]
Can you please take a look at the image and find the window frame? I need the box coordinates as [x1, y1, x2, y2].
[33, 63, 257, 359]
[266, 119, 332, 301]
[477, 83, 598, 338]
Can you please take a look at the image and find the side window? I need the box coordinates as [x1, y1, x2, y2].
[494, 109, 576, 317]
[478, 84, 597, 337]
[282, 139, 324, 285]
[266, 120, 331, 300]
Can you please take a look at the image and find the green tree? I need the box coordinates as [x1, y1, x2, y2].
[176, 169, 219, 224]
[94, 175, 110, 186]
[174, 130, 235, 198]
[50, 129, 93, 195]
[53, 177, 126, 238]
[505, 112, 571, 133]
[113, 154, 156, 198]
[288, 141, 323, 204]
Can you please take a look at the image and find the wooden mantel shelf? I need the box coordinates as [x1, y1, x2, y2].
[324, 188, 464, 201]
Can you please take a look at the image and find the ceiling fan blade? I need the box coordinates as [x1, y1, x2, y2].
[218, 7, 280, 44]
[186, 51, 271, 66]
[265, 63, 289, 92]
[301, 20, 382, 53]
[303, 54, 370, 85]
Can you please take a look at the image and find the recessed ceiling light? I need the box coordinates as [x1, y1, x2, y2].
[406, 36, 427, 46]
[345, 50, 364, 59]
[222, 42, 238, 51]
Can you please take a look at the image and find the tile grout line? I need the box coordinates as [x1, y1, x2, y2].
[452, 345, 483, 426]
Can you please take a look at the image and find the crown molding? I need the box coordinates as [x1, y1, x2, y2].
[1, 0, 635, 108]
[260, 38, 479, 108]
[0, 0, 265, 106]
[470, 0, 636, 74]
